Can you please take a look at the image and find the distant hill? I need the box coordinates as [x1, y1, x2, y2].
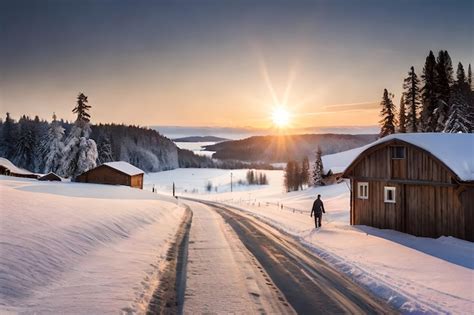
[173, 136, 230, 142]
[204, 134, 378, 163]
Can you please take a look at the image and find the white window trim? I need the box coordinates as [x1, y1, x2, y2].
[384, 186, 396, 203]
[357, 182, 369, 199]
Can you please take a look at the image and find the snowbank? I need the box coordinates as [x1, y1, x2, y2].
[0, 176, 185, 314]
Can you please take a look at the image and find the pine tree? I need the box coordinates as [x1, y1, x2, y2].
[434, 50, 454, 131]
[379, 89, 396, 137]
[301, 156, 310, 188]
[397, 95, 407, 133]
[403, 66, 421, 132]
[42, 113, 65, 173]
[59, 93, 98, 178]
[96, 131, 114, 164]
[284, 161, 295, 192]
[468, 64, 472, 90]
[0, 113, 17, 159]
[73, 93, 91, 125]
[420, 51, 437, 132]
[312, 147, 324, 186]
[444, 93, 471, 133]
[294, 162, 301, 190]
[13, 116, 38, 170]
[444, 63, 473, 133]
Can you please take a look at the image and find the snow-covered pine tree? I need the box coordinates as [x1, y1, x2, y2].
[444, 63, 473, 133]
[420, 51, 437, 132]
[59, 93, 98, 178]
[397, 95, 407, 133]
[403, 66, 421, 132]
[31, 115, 48, 172]
[42, 113, 65, 173]
[379, 89, 396, 138]
[14, 116, 37, 170]
[312, 146, 323, 186]
[96, 130, 114, 164]
[434, 50, 454, 131]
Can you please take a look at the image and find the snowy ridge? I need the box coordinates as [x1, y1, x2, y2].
[103, 161, 144, 175]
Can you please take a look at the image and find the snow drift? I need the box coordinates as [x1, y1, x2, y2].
[0, 176, 185, 314]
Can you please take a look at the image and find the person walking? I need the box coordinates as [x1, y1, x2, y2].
[310, 194, 325, 228]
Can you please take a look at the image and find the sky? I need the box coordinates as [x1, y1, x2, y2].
[0, 0, 472, 131]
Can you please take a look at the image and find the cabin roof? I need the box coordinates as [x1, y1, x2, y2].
[0, 157, 37, 176]
[343, 133, 474, 182]
[39, 172, 62, 180]
[103, 161, 144, 176]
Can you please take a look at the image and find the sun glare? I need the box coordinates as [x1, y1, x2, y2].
[271, 107, 291, 128]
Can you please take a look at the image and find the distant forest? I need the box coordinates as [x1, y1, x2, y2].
[379, 50, 473, 137]
[205, 134, 378, 163]
[0, 95, 274, 176]
[0, 113, 216, 175]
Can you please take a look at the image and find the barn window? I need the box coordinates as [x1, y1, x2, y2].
[357, 182, 369, 199]
[391, 146, 405, 159]
[384, 186, 396, 203]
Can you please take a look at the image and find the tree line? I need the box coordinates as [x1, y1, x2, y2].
[380, 50, 473, 137]
[284, 148, 326, 192]
[246, 169, 268, 185]
[0, 93, 223, 177]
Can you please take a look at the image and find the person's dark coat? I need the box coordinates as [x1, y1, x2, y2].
[311, 199, 325, 216]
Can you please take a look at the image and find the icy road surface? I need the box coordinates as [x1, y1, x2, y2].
[182, 200, 293, 314]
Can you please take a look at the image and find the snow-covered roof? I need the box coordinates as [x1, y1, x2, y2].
[0, 157, 37, 175]
[343, 133, 474, 181]
[103, 161, 144, 176]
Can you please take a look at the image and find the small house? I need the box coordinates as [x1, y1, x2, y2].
[38, 172, 62, 181]
[75, 161, 144, 189]
[343, 133, 474, 241]
[0, 157, 40, 179]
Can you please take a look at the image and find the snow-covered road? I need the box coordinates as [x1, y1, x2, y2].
[182, 200, 293, 314]
[181, 199, 392, 314]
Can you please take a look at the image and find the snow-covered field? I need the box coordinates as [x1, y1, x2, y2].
[0, 176, 185, 314]
[146, 167, 474, 314]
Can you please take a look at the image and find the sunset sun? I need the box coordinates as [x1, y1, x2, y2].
[271, 107, 291, 128]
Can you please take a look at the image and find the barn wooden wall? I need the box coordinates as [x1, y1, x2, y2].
[353, 180, 471, 240]
[350, 142, 453, 183]
[348, 141, 473, 241]
[76, 166, 143, 189]
[130, 174, 144, 189]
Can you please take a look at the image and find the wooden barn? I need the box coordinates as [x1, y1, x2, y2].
[76, 161, 144, 189]
[38, 172, 62, 181]
[0, 157, 40, 179]
[343, 133, 474, 241]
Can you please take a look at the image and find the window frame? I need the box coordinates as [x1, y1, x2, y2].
[384, 186, 396, 203]
[357, 182, 369, 199]
[390, 146, 406, 160]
